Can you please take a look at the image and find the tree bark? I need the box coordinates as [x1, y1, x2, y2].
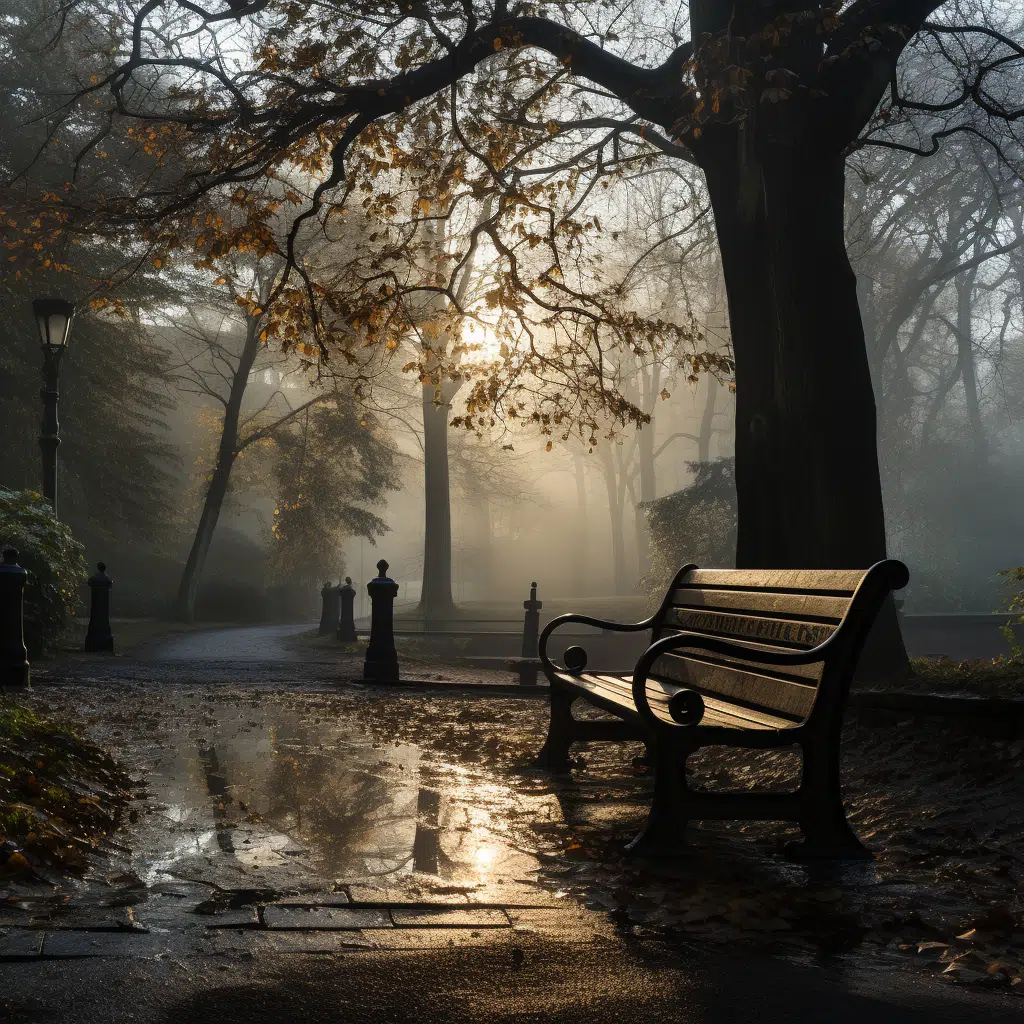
[572, 450, 588, 595]
[175, 318, 262, 622]
[634, 362, 659, 578]
[697, 376, 718, 463]
[419, 380, 458, 621]
[704, 136, 908, 677]
[599, 444, 628, 594]
[955, 267, 986, 460]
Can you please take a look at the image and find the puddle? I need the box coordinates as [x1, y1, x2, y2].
[129, 698, 545, 892]
[1, 687, 561, 931]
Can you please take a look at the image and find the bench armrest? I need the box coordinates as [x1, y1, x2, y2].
[631, 630, 838, 728]
[539, 613, 655, 675]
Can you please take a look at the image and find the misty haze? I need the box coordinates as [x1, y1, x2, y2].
[1, 0, 1023, 1021]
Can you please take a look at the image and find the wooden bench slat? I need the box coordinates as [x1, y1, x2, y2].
[653, 639, 825, 682]
[559, 673, 796, 731]
[650, 654, 817, 719]
[680, 568, 868, 592]
[661, 607, 836, 649]
[669, 588, 849, 623]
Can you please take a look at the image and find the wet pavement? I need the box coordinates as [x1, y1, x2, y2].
[147, 624, 314, 662]
[5, 646, 1024, 1020]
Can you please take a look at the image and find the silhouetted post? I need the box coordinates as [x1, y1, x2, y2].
[520, 581, 542, 685]
[363, 559, 399, 681]
[337, 577, 357, 642]
[84, 562, 114, 653]
[319, 580, 340, 636]
[0, 548, 30, 687]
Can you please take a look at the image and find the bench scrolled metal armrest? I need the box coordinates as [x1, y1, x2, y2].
[631, 629, 838, 728]
[539, 612, 655, 675]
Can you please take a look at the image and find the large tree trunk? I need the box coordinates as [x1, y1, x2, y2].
[419, 381, 457, 621]
[705, 138, 908, 677]
[175, 319, 262, 621]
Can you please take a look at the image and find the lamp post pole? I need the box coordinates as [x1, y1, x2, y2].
[39, 343, 64, 513]
[32, 299, 75, 517]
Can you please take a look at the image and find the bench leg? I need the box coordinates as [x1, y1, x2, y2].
[625, 742, 689, 857]
[788, 742, 872, 861]
[533, 686, 577, 773]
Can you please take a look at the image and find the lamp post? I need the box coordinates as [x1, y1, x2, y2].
[32, 298, 75, 516]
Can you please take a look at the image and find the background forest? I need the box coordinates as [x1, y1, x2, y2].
[0, 0, 1021, 622]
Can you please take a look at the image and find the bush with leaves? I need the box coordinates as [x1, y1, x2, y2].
[640, 458, 737, 598]
[998, 567, 1024, 660]
[0, 488, 86, 656]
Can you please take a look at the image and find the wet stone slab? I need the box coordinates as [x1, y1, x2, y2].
[42, 930, 176, 958]
[208, 929, 375, 954]
[197, 908, 261, 929]
[389, 908, 510, 928]
[346, 885, 473, 904]
[0, 928, 44, 960]
[363, 928, 517, 950]
[262, 906, 392, 930]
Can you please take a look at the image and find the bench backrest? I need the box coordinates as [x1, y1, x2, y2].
[649, 564, 906, 723]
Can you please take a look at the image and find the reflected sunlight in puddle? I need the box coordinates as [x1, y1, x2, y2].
[127, 698, 554, 892]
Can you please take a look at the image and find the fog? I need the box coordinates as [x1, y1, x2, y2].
[1, 4, 1022, 628]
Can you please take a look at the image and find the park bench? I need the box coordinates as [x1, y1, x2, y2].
[537, 559, 910, 859]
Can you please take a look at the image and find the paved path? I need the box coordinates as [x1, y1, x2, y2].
[149, 623, 313, 662]
[139, 614, 1016, 666]
[2, 932, 1020, 1023]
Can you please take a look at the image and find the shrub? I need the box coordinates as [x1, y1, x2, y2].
[0, 488, 86, 656]
[640, 458, 737, 598]
[998, 566, 1024, 659]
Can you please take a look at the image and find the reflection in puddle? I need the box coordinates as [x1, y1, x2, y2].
[131, 699, 547, 892]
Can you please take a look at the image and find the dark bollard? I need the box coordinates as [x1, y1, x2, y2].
[519, 581, 542, 685]
[319, 580, 340, 636]
[363, 559, 399, 682]
[337, 577, 357, 642]
[84, 562, 114, 653]
[0, 548, 30, 687]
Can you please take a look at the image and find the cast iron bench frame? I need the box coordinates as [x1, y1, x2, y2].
[536, 559, 909, 859]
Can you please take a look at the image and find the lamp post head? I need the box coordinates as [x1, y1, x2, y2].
[32, 298, 75, 351]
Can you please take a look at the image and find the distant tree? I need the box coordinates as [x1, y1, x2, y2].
[269, 391, 399, 593]
[0, 0, 182, 560]
[160, 258, 348, 621]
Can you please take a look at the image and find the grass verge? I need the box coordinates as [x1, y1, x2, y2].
[0, 697, 133, 879]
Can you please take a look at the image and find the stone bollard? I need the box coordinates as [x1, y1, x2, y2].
[84, 562, 114, 653]
[0, 548, 30, 687]
[519, 581, 542, 685]
[363, 559, 399, 682]
[319, 580, 340, 636]
[337, 577, 357, 642]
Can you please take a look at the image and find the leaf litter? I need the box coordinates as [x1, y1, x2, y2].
[8, 679, 1024, 994]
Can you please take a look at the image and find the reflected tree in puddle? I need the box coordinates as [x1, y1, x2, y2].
[134, 700, 546, 889]
[198, 746, 235, 855]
